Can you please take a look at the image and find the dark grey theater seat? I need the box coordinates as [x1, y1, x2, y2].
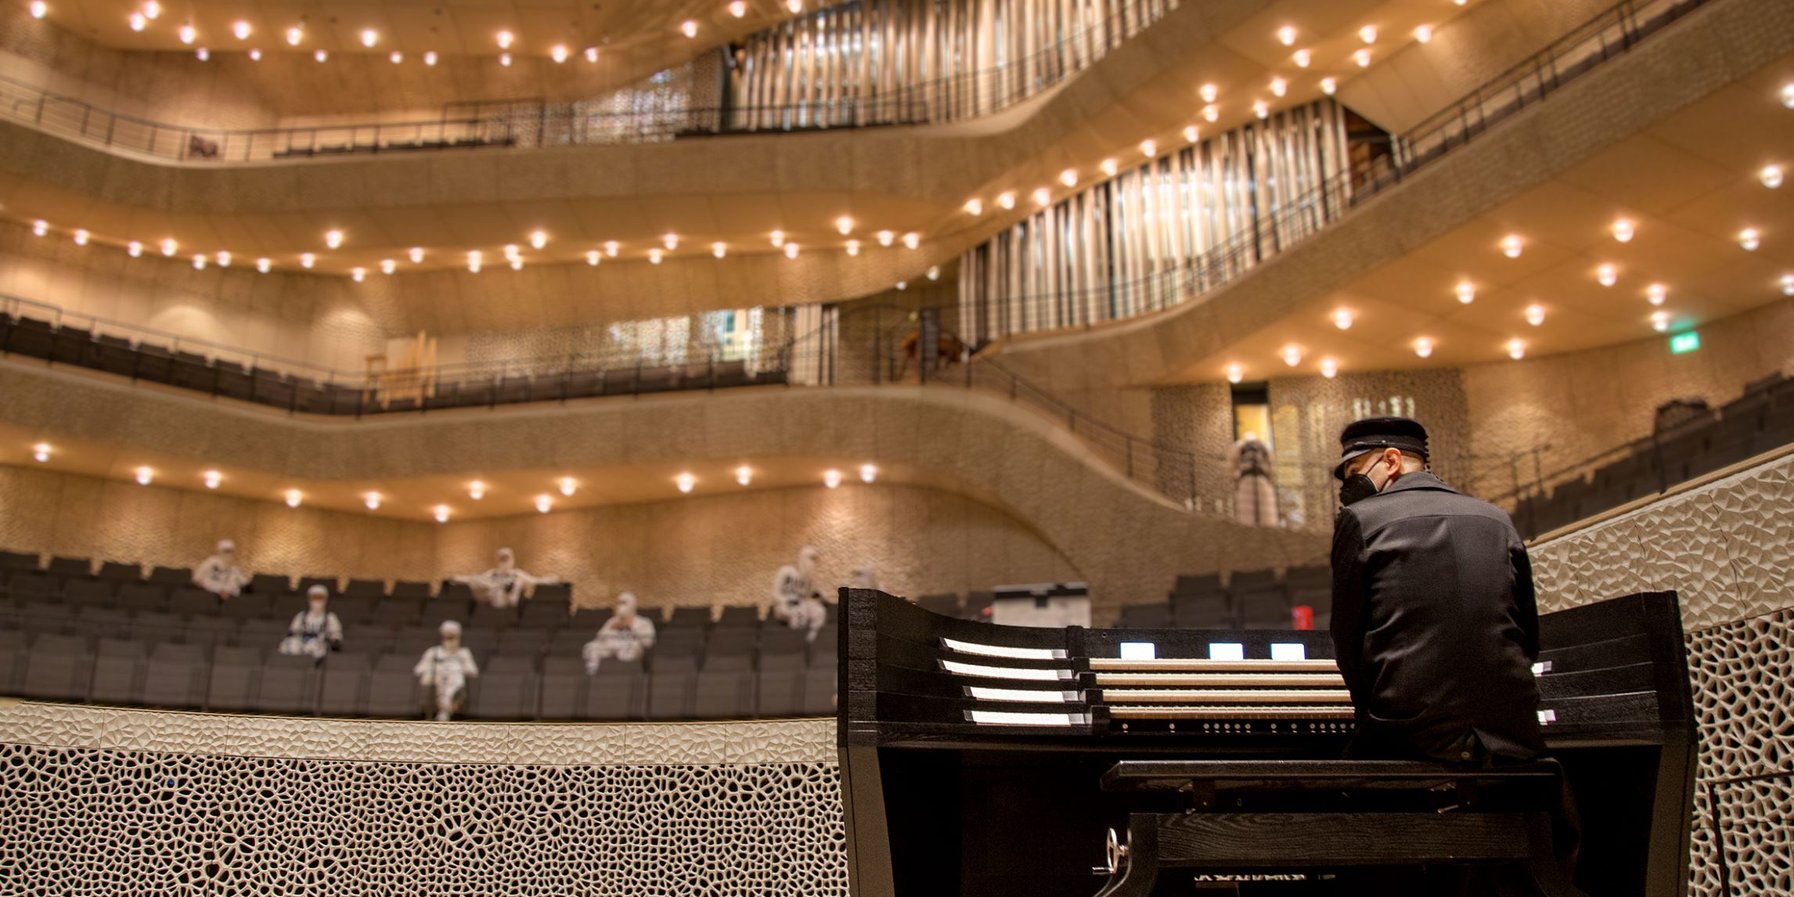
[140, 643, 209, 709]
[89, 638, 146, 705]
[0, 629, 27, 693]
[586, 657, 647, 720]
[538, 657, 588, 720]
[317, 653, 372, 717]
[205, 647, 261, 711]
[467, 655, 539, 719]
[19, 633, 94, 701]
[647, 653, 700, 719]
[258, 653, 320, 715]
[363, 654, 426, 718]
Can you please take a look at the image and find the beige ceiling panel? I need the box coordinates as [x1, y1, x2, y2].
[1554, 135, 1740, 215]
[1644, 83, 1794, 174]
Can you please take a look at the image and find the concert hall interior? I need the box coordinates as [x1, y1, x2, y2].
[0, 0, 1791, 893]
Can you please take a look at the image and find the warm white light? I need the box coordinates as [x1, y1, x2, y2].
[72, 229, 88, 246]
[902, 232, 920, 250]
[1280, 345, 1303, 367]
[134, 466, 154, 486]
[823, 469, 843, 489]
[496, 30, 514, 49]
[405, 247, 423, 264]
[558, 477, 577, 497]
[680, 19, 698, 37]
[1100, 158, 1119, 177]
[604, 241, 620, 257]
[663, 233, 679, 250]
[1031, 187, 1051, 207]
[1414, 25, 1433, 43]
[1139, 139, 1157, 157]
[587, 249, 602, 265]
[31, 220, 47, 237]
[379, 259, 395, 275]
[1253, 100, 1269, 119]
[1293, 48, 1311, 68]
[29, 1, 46, 18]
[711, 242, 727, 259]
[466, 251, 481, 273]
[550, 44, 569, 63]
[285, 25, 303, 46]
[926, 265, 940, 281]
[1762, 165, 1785, 189]
[284, 488, 302, 508]
[160, 237, 178, 257]
[859, 463, 878, 484]
[248, 48, 261, 61]
[324, 229, 344, 249]
[534, 494, 553, 514]
[995, 192, 1016, 210]
[1331, 308, 1354, 330]
[1199, 83, 1219, 103]
[1596, 263, 1618, 287]
[231, 20, 250, 39]
[1646, 283, 1667, 305]
[1650, 310, 1671, 332]
[1413, 338, 1434, 359]
[350, 266, 366, 282]
[834, 215, 855, 235]
[845, 240, 860, 256]
[787, 0, 802, 12]
[1524, 304, 1546, 326]
[314, 49, 327, 62]
[1353, 48, 1371, 67]
[894, 281, 907, 291]
[1320, 77, 1338, 96]
[129, 12, 146, 32]
[729, 1, 748, 16]
[358, 28, 377, 47]
[1739, 227, 1762, 251]
[964, 198, 984, 216]
[769, 230, 785, 247]
[389, 51, 402, 64]
[1058, 168, 1078, 187]
[432, 505, 450, 524]
[734, 466, 752, 486]
[127, 241, 143, 257]
[1611, 217, 1635, 242]
[528, 229, 548, 250]
[508, 257, 523, 271]
[194, 48, 208, 61]
[256, 258, 271, 273]
[1319, 358, 1338, 379]
[31, 443, 51, 463]
[191, 254, 206, 270]
[783, 242, 799, 259]
[1182, 125, 1199, 144]
[1275, 25, 1296, 46]
[1225, 364, 1243, 384]
[1506, 339, 1526, 360]
[177, 23, 196, 43]
[1782, 84, 1794, 109]
[499, 53, 512, 67]
[215, 251, 230, 267]
[1499, 234, 1523, 258]
[1455, 281, 1475, 304]
[424, 51, 438, 66]
[202, 469, 222, 489]
[675, 473, 696, 494]
[1270, 77, 1287, 98]
[1782, 273, 1794, 296]
[1358, 25, 1378, 44]
[584, 47, 598, 63]
[648, 248, 664, 264]
[468, 480, 486, 500]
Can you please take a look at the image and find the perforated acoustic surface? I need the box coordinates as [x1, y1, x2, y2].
[0, 704, 845, 895]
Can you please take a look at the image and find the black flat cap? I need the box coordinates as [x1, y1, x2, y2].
[1333, 416, 1429, 480]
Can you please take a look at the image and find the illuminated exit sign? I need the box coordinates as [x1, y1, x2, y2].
[1669, 331, 1701, 354]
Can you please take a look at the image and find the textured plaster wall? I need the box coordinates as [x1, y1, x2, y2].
[0, 464, 1077, 612]
[1463, 296, 1794, 489]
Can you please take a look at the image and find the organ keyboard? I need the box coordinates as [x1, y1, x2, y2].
[839, 588, 1696, 897]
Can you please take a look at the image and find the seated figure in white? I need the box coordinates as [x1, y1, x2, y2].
[193, 539, 251, 601]
[414, 620, 480, 721]
[454, 547, 560, 608]
[771, 545, 828, 642]
[582, 592, 657, 674]
[277, 585, 343, 660]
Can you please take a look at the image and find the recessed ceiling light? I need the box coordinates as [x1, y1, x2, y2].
[351, 266, 366, 281]
[1293, 48, 1311, 68]
[712, 242, 727, 259]
[408, 247, 424, 263]
[32, 442, 51, 463]
[508, 257, 522, 271]
[661, 233, 679, 250]
[835, 215, 855, 235]
[996, 191, 1016, 210]
[1782, 273, 1794, 296]
[466, 250, 481, 272]
[468, 480, 486, 500]
[1059, 168, 1078, 187]
[215, 251, 230, 267]
[424, 51, 439, 66]
[1031, 187, 1051, 207]
[584, 47, 599, 62]
[127, 241, 143, 257]
[1199, 83, 1218, 103]
[604, 241, 620, 257]
[783, 242, 799, 258]
[1646, 283, 1667, 305]
[1139, 139, 1156, 157]
[1100, 158, 1119, 176]
[249, 48, 261, 61]
[32, 219, 47, 237]
[859, 463, 878, 484]
[534, 494, 553, 513]
[1270, 77, 1288, 98]
[1650, 310, 1671, 332]
[202, 469, 222, 489]
[1781, 83, 1794, 109]
[1320, 78, 1337, 96]
[1331, 308, 1354, 330]
[389, 51, 403, 64]
[729, 1, 748, 17]
[550, 44, 569, 63]
[680, 20, 698, 37]
[379, 259, 395, 275]
[1611, 217, 1636, 242]
[160, 237, 178, 256]
[497, 30, 514, 49]
[964, 198, 983, 215]
[499, 53, 512, 67]
[675, 472, 696, 494]
[192, 254, 206, 270]
[1762, 165, 1785, 189]
[735, 466, 752, 486]
[558, 477, 577, 497]
[359, 28, 377, 47]
[1253, 100, 1270, 119]
[1413, 338, 1434, 359]
[1524, 304, 1546, 326]
[1738, 227, 1762, 251]
[256, 258, 271, 273]
[1596, 263, 1618, 286]
[902, 232, 920, 249]
[284, 488, 302, 508]
[1353, 48, 1371, 67]
[1319, 358, 1339, 378]
[587, 249, 602, 265]
[1225, 364, 1243, 383]
[529, 229, 549, 249]
[1455, 281, 1475, 304]
[1276, 26, 1296, 46]
[845, 240, 860, 256]
[1499, 234, 1523, 258]
[1182, 125, 1199, 143]
[72, 229, 88, 245]
[433, 505, 451, 524]
[1280, 345, 1303, 367]
[1505, 339, 1526, 360]
[823, 469, 843, 488]
[134, 466, 155, 486]
[1414, 25, 1433, 43]
[129, 12, 146, 31]
[314, 49, 328, 62]
[29, 1, 47, 19]
[1358, 25, 1377, 43]
[285, 25, 303, 46]
[231, 20, 250, 40]
[194, 47, 209, 61]
[926, 265, 940, 281]
[648, 248, 664, 264]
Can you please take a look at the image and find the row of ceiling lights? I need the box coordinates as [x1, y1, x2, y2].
[1220, 177, 1794, 383]
[24, 445, 883, 521]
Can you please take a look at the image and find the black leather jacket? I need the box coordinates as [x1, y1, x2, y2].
[1330, 472, 1545, 762]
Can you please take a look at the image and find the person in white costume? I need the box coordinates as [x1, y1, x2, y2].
[192, 539, 251, 601]
[771, 545, 828, 642]
[453, 547, 560, 608]
[277, 585, 343, 661]
[415, 620, 480, 721]
[582, 592, 657, 674]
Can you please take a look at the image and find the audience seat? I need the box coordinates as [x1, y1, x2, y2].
[585, 657, 648, 720]
[19, 633, 93, 700]
[517, 597, 568, 630]
[0, 629, 24, 693]
[646, 652, 699, 720]
[390, 580, 433, 601]
[468, 655, 539, 719]
[317, 653, 372, 717]
[95, 560, 144, 582]
[75, 606, 133, 640]
[537, 657, 588, 719]
[258, 653, 320, 715]
[715, 605, 760, 628]
[62, 579, 116, 609]
[341, 579, 387, 600]
[363, 654, 425, 718]
[168, 586, 220, 617]
[0, 551, 39, 573]
[7, 571, 58, 602]
[47, 556, 93, 578]
[88, 638, 146, 705]
[1117, 603, 1172, 628]
[205, 647, 262, 711]
[146, 565, 193, 586]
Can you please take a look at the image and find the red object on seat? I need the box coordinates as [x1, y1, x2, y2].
[1290, 605, 1314, 630]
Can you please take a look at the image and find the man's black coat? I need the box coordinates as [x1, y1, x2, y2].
[1329, 472, 1546, 762]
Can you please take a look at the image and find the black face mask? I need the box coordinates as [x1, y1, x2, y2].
[1338, 473, 1381, 507]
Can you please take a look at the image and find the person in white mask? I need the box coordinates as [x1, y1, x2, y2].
[582, 592, 657, 674]
[771, 545, 828, 641]
[414, 620, 480, 721]
[453, 547, 560, 608]
[277, 585, 343, 661]
[192, 539, 251, 601]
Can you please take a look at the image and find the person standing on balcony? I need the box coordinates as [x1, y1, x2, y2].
[193, 539, 251, 601]
[453, 547, 560, 608]
[415, 620, 480, 721]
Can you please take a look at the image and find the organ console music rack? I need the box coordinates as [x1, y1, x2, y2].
[838, 588, 1695, 897]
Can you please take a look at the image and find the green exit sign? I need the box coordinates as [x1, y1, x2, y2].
[1669, 331, 1701, 354]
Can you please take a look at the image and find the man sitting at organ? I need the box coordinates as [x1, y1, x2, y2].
[582, 591, 657, 673]
[771, 545, 828, 641]
[453, 546, 560, 608]
[277, 585, 343, 661]
[1329, 416, 1545, 763]
[415, 620, 480, 721]
[192, 539, 251, 601]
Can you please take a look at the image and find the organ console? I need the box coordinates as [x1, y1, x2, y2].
[839, 589, 1695, 897]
